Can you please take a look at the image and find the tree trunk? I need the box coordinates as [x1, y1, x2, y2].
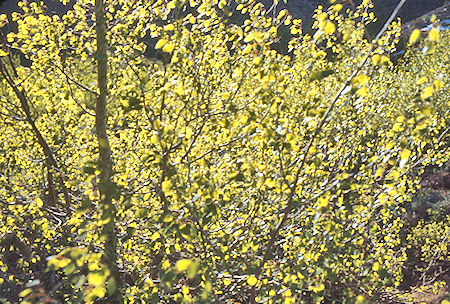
[94, 0, 122, 301]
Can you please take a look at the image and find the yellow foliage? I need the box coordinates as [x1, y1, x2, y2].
[0, 0, 448, 303]
[409, 29, 421, 44]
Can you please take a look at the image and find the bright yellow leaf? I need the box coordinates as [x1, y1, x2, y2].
[372, 54, 380, 65]
[35, 197, 43, 207]
[164, 24, 175, 31]
[162, 180, 172, 194]
[332, 4, 343, 12]
[162, 260, 170, 269]
[352, 74, 369, 87]
[357, 87, 368, 97]
[151, 232, 160, 241]
[155, 39, 167, 49]
[416, 76, 427, 85]
[88, 272, 107, 286]
[433, 80, 443, 90]
[247, 275, 258, 286]
[308, 283, 325, 293]
[182, 285, 190, 295]
[265, 178, 276, 188]
[400, 149, 411, 160]
[253, 56, 262, 65]
[324, 21, 336, 35]
[409, 29, 421, 44]
[420, 86, 433, 99]
[372, 262, 380, 272]
[162, 42, 175, 53]
[176, 259, 192, 272]
[428, 28, 440, 42]
[317, 197, 329, 208]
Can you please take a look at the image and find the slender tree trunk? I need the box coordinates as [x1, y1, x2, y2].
[0, 46, 71, 212]
[94, 0, 121, 301]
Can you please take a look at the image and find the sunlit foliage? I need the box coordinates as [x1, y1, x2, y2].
[0, 0, 448, 303]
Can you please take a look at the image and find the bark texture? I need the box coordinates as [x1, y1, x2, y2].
[94, 0, 122, 301]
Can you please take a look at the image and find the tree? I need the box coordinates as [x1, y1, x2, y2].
[0, 0, 448, 303]
[93, 0, 121, 301]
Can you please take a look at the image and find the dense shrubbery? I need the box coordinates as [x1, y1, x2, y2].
[0, 0, 448, 303]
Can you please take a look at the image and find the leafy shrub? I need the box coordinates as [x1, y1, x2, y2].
[0, 0, 448, 303]
[410, 217, 449, 267]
